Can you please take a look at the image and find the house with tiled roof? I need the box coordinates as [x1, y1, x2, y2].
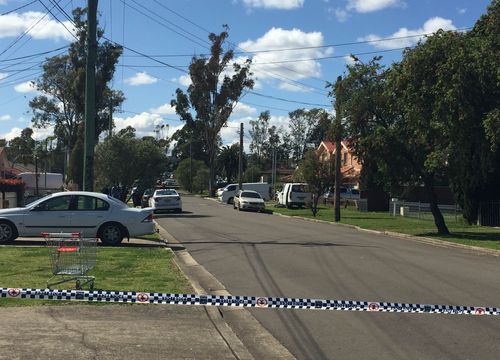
[0, 147, 36, 178]
[316, 140, 362, 188]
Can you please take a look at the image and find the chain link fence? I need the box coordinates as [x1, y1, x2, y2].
[478, 201, 500, 227]
[389, 199, 464, 223]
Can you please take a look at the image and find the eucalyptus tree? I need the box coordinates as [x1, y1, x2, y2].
[29, 7, 124, 180]
[171, 27, 254, 196]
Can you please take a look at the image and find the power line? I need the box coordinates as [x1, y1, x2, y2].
[0, 0, 38, 16]
[0, 45, 69, 63]
[247, 91, 330, 108]
[38, 0, 77, 41]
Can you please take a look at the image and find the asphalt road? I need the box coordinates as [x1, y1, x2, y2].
[155, 196, 500, 360]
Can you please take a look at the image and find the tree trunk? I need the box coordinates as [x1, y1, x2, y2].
[424, 178, 450, 235]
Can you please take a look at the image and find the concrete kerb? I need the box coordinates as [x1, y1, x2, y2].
[271, 212, 500, 257]
[155, 222, 296, 360]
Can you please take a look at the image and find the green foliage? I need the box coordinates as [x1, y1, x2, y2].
[29, 7, 124, 153]
[289, 108, 328, 161]
[249, 111, 270, 163]
[175, 158, 208, 192]
[243, 164, 262, 183]
[171, 27, 254, 194]
[94, 134, 167, 191]
[7, 128, 35, 165]
[297, 150, 335, 216]
[217, 144, 243, 183]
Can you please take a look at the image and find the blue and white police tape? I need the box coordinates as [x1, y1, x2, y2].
[2, 287, 499, 316]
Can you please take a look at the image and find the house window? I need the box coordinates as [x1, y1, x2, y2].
[343, 152, 347, 165]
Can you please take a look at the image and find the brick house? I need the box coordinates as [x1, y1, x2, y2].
[316, 140, 362, 188]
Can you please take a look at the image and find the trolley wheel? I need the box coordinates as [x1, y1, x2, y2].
[99, 223, 124, 246]
[0, 220, 17, 243]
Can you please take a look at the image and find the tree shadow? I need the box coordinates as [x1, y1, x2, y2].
[418, 231, 500, 242]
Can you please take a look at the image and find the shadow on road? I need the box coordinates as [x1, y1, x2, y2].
[176, 239, 375, 248]
[154, 211, 212, 219]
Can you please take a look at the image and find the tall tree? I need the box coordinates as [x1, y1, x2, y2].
[218, 144, 243, 183]
[171, 27, 254, 196]
[298, 149, 335, 217]
[29, 7, 124, 182]
[7, 128, 35, 165]
[249, 111, 270, 163]
[442, 1, 500, 223]
[289, 108, 326, 162]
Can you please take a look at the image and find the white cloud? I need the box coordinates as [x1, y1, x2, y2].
[346, 0, 404, 13]
[359, 17, 457, 49]
[0, 11, 75, 41]
[458, 8, 467, 15]
[0, 115, 12, 121]
[232, 102, 257, 116]
[113, 112, 180, 139]
[0, 73, 8, 80]
[238, 27, 332, 92]
[331, 7, 350, 22]
[242, 0, 304, 10]
[172, 74, 192, 87]
[343, 55, 356, 65]
[14, 81, 36, 93]
[149, 103, 177, 115]
[124, 72, 158, 86]
[0, 125, 54, 141]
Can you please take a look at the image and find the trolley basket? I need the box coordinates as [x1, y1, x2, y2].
[43, 232, 97, 290]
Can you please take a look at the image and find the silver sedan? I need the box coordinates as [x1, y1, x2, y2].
[0, 191, 155, 245]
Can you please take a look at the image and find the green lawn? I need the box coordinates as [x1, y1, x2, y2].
[268, 202, 500, 250]
[0, 246, 192, 307]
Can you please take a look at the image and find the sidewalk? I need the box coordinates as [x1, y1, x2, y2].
[1, 235, 294, 360]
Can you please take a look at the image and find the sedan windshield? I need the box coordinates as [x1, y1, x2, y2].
[241, 192, 262, 199]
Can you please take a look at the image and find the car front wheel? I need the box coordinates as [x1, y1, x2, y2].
[99, 223, 124, 246]
[0, 221, 17, 243]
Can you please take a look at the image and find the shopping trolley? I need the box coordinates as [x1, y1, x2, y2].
[43, 232, 97, 290]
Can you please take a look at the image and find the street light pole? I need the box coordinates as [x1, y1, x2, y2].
[334, 75, 343, 222]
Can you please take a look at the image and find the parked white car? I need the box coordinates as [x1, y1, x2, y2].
[217, 182, 270, 204]
[277, 183, 311, 208]
[233, 190, 266, 212]
[0, 191, 155, 245]
[149, 189, 182, 213]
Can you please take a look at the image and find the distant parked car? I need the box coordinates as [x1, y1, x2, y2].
[0, 191, 155, 245]
[141, 188, 154, 208]
[233, 190, 265, 212]
[149, 189, 182, 213]
[324, 187, 360, 203]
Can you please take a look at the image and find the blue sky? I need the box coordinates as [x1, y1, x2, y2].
[0, 0, 492, 148]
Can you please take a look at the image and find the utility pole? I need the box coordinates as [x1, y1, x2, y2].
[83, 0, 97, 192]
[334, 75, 343, 222]
[239, 123, 243, 189]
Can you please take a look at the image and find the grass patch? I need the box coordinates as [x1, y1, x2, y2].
[268, 202, 500, 250]
[0, 246, 192, 307]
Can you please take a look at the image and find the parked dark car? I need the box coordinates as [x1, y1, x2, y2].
[141, 188, 154, 208]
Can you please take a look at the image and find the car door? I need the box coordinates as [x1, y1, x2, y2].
[24, 194, 73, 235]
[70, 195, 111, 236]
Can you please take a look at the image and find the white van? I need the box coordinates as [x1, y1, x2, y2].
[217, 182, 270, 204]
[277, 183, 311, 208]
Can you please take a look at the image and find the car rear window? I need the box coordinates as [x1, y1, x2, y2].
[156, 190, 177, 196]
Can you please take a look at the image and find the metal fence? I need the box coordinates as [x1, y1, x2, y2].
[478, 201, 500, 227]
[389, 200, 463, 223]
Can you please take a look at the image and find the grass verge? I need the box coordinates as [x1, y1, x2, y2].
[0, 246, 192, 307]
[268, 202, 500, 251]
